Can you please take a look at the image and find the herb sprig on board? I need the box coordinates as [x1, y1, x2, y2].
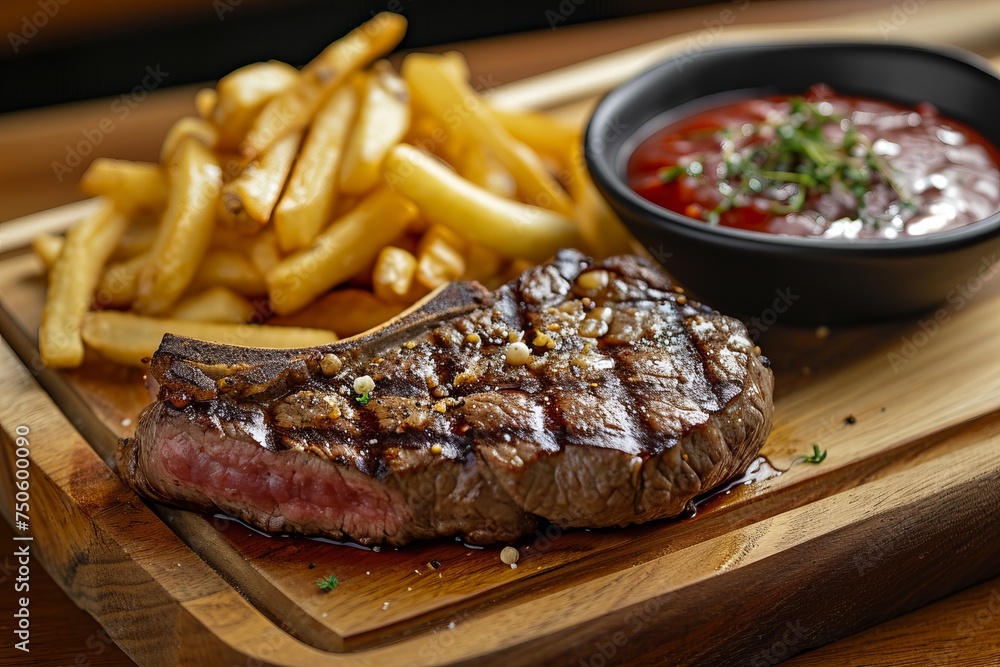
[658, 97, 914, 228]
[316, 575, 340, 592]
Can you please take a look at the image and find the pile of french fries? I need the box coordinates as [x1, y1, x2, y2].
[36, 12, 634, 369]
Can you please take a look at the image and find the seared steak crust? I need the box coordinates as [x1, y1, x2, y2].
[117, 250, 774, 546]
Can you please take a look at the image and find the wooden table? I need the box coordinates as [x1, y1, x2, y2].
[2, 2, 999, 664]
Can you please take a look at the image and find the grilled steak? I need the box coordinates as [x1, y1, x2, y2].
[117, 250, 774, 546]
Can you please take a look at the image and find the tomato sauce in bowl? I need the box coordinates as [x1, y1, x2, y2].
[627, 85, 1000, 239]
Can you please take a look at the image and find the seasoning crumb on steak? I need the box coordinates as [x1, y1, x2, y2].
[117, 249, 774, 546]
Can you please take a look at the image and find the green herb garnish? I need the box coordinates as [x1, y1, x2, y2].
[801, 444, 828, 464]
[355, 393, 371, 406]
[316, 575, 339, 592]
[657, 96, 914, 229]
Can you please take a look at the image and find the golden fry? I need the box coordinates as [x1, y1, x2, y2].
[32, 233, 63, 270]
[462, 242, 506, 285]
[167, 286, 256, 323]
[80, 159, 168, 217]
[39, 201, 129, 368]
[458, 143, 516, 198]
[248, 228, 282, 276]
[269, 288, 406, 338]
[214, 60, 300, 152]
[416, 234, 465, 290]
[160, 117, 218, 163]
[404, 114, 462, 163]
[189, 249, 267, 296]
[266, 187, 417, 315]
[338, 62, 411, 196]
[383, 144, 581, 262]
[195, 87, 217, 120]
[112, 219, 158, 260]
[491, 106, 580, 163]
[242, 12, 407, 159]
[219, 130, 301, 231]
[82, 311, 336, 367]
[566, 144, 635, 258]
[134, 137, 223, 314]
[36, 15, 637, 372]
[372, 246, 418, 301]
[95, 252, 147, 309]
[274, 85, 358, 252]
[401, 53, 574, 216]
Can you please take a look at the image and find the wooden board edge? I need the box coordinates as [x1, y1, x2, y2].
[0, 198, 101, 254]
[5, 314, 999, 666]
[414, 433, 1000, 665]
[0, 338, 336, 666]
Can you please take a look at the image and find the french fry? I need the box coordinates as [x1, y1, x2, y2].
[383, 144, 581, 262]
[219, 130, 301, 231]
[338, 62, 411, 196]
[248, 228, 282, 276]
[241, 12, 407, 159]
[81, 311, 336, 367]
[189, 249, 267, 296]
[160, 117, 218, 163]
[39, 201, 129, 367]
[167, 286, 256, 323]
[462, 242, 506, 285]
[39, 15, 638, 373]
[95, 252, 147, 309]
[266, 187, 417, 314]
[195, 87, 218, 119]
[372, 246, 418, 301]
[401, 53, 575, 216]
[112, 220, 158, 260]
[440, 51, 471, 81]
[420, 223, 467, 253]
[404, 114, 459, 161]
[268, 288, 406, 338]
[566, 144, 635, 258]
[416, 234, 465, 290]
[458, 143, 516, 198]
[134, 137, 223, 314]
[491, 106, 580, 164]
[32, 233, 63, 270]
[274, 84, 358, 252]
[213, 60, 300, 152]
[80, 159, 168, 217]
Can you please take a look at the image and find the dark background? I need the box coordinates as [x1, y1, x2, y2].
[0, 0, 711, 113]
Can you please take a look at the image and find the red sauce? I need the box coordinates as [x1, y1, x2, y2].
[628, 86, 1000, 238]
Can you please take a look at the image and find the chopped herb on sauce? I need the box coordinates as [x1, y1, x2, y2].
[656, 96, 914, 228]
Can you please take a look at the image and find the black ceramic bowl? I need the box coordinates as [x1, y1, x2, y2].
[585, 42, 1000, 324]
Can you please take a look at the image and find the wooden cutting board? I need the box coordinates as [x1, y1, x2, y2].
[4, 6, 1000, 664]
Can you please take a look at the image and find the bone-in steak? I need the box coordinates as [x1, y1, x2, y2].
[117, 250, 774, 546]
